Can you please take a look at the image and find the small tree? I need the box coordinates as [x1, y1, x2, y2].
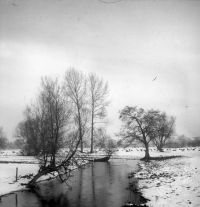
[15, 109, 41, 155]
[95, 128, 117, 157]
[88, 73, 109, 153]
[0, 127, 8, 149]
[153, 113, 175, 151]
[119, 106, 160, 159]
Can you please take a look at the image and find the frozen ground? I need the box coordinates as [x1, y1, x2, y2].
[0, 163, 39, 196]
[0, 147, 200, 207]
[0, 149, 38, 196]
[134, 147, 200, 207]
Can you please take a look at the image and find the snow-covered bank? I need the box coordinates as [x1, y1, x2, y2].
[0, 149, 88, 196]
[1, 147, 200, 203]
[135, 149, 200, 207]
[0, 150, 38, 196]
[0, 163, 39, 196]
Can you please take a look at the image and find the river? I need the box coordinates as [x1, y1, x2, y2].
[0, 159, 147, 207]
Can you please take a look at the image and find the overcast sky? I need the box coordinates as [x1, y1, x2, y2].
[0, 0, 200, 140]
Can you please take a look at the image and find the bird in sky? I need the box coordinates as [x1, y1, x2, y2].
[152, 76, 157, 81]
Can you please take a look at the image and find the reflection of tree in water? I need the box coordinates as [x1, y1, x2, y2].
[106, 162, 115, 184]
[91, 163, 97, 207]
[91, 162, 115, 206]
[15, 194, 18, 207]
[39, 195, 70, 207]
[77, 169, 83, 207]
[33, 185, 70, 207]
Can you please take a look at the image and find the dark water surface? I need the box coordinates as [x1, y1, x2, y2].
[0, 159, 147, 207]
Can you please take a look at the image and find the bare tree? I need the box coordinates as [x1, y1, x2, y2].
[63, 68, 88, 153]
[95, 128, 117, 157]
[88, 73, 109, 153]
[119, 106, 160, 159]
[153, 113, 175, 152]
[36, 77, 72, 165]
[0, 127, 8, 149]
[15, 106, 42, 155]
[95, 128, 108, 149]
[16, 76, 84, 187]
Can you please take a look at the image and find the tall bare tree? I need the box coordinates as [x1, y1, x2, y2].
[153, 113, 175, 152]
[63, 68, 87, 153]
[38, 77, 72, 166]
[88, 73, 109, 153]
[119, 106, 160, 159]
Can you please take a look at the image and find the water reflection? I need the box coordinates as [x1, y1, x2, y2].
[15, 194, 18, 207]
[0, 160, 147, 207]
[91, 163, 97, 207]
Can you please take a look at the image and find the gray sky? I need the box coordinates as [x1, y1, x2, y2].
[0, 0, 200, 140]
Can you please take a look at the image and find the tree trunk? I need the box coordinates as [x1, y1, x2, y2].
[90, 110, 94, 153]
[27, 169, 50, 188]
[77, 107, 83, 153]
[80, 131, 83, 153]
[157, 144, 164, 152]
[144, 143, 150, 159]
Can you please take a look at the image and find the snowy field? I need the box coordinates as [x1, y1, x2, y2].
[0, 147, 200, 207]
[0, 150, 39, 196]
[134, 147, 200, 207]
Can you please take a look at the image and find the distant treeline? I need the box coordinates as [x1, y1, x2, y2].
[165, 135, 200, 148]
[0, 139, 24, 150]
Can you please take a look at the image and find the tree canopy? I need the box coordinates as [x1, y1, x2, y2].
[153, 113, 175, 151]
[119, 106, 175, 159]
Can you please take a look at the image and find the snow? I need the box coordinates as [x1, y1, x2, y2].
[0, 147, 200, 207]
[0, 149, 88, 196]
[134, 148, 200, 207]
[0, 163, 39, 196]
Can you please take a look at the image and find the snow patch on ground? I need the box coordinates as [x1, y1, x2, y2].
[0, 163, 39, 196]
[135, 149, 200, 207]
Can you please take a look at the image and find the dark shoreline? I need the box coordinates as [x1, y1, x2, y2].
[140, 155, 183, 161]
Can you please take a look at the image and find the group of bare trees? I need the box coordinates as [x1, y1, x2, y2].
[119, 106, 175, 159]
[14, 68, 176, 185]
[16, 68, 109, 186]
[63, 71, 109, 153]
[17, 69, 109, 155]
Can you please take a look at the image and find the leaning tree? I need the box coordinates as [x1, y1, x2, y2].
[119, 106, 160, 159]
[18, 76, 85, 187]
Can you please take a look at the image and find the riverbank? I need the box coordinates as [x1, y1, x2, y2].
[0, 149, 87, 196]
[135, 148, 200, 207]
[0, 148, 139, 197]
[0, 147, 151, 196]
[1, 147, 200, 206]
[0, 163, 39, 196]
[0, 159, 143, 207]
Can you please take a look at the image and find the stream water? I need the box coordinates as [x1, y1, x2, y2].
[0, 159, 147, 207]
